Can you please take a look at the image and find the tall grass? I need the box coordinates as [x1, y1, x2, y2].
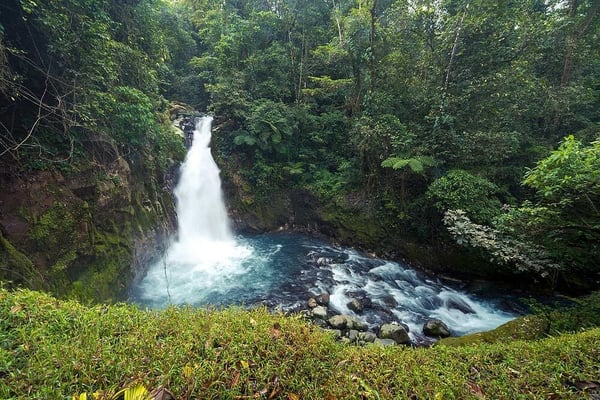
[1, 288, 599, 399]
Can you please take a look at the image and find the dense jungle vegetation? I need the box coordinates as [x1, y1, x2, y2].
[2, 0, 600, 329]
[1, 1, 600, 398]
[3, 0, 598, 290]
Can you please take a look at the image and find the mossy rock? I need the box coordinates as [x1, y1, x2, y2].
[436, 315, 550, 347]
[0, 231, 42, 289]
[319, 203, 386, 249]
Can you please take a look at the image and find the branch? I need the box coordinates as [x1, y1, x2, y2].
[440, 2, 470, 113]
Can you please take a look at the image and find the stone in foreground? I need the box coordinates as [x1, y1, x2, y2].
[312, 306, 328, 319]
[423, 318, 451, 338]
[380, 323, 410, 344]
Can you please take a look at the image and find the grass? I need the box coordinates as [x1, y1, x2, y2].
[1, 287, 599, 399]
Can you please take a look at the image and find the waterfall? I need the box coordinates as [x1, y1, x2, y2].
[174, 116, 232, 243]
[133, 116, 253, 307]
[165, 116, 251, 269]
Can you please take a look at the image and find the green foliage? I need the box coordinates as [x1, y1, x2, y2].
[307, 169, 348, 201]
[381, 156, 437, 174]
[245, 100, 296, 155]
[523, 135, 600, 203]
[1, 0, 188, 171]
[0, 232, 40, 289]
[2, 0, 600, 290]
[1, 288, 600, 399]
[427, 170, 503, 224]
[87, 87, 157, 149]
[528, 291, 600, 334]
[496, 136, 600, 273]
[443, 209, 561, 276]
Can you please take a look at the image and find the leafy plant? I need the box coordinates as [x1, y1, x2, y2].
[427, 169, 503, 225]
[443, 209, 561, 277]
[381, 156, 437, 174]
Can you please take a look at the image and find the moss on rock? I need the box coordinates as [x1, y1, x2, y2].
[436, 315, 550, 347]
[0, 231, 41, 289]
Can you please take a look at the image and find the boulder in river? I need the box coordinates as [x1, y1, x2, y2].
[347, 299, 363, 313]
[380, 323, 410, 344]
[307, 297, 318, 308]
[422, 318, 451, 338]
[315, 293, 330, 306]
[445, 296, 475, 314]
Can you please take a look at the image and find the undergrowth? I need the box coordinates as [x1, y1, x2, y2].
[1, 288, 599, 399]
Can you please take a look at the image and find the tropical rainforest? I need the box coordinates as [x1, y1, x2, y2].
[0, 0, 600, 398]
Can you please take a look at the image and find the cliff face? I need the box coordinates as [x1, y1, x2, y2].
[0, 135, 178, 302]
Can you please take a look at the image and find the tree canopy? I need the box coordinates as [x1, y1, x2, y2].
[2, 0, 599, 286]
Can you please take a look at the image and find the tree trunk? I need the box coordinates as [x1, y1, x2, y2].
[440, 2, 469, 114]
[369, 0, 377, 95]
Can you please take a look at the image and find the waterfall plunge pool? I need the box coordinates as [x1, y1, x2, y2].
[130, 231, 521, 343]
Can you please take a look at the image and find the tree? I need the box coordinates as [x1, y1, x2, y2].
[443, 136, 600, 281]
[511, 135, 600, 270]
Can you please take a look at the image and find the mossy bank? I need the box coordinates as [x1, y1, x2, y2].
[1, 287, 599, 399]
[0, 132, 183, 302]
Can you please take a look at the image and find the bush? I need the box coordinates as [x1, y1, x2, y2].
[427, 169, 503, 224]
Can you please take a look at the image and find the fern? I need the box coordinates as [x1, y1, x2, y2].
[381, 156, 437, 173]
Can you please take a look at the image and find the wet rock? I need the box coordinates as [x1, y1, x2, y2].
[315, 293, 330, 306]
[347, 299, 363, 313]
[438, 275, 466, 289]
[348, 316, 368, 331]
[399, 322, 410, 333]
[346, 290, 372, 310]
[374, 338, 396, 346]
[348, 329, 359, 342]
[327, 315, 367, 331]
[316, 257, 333, 265]
[380, 295, 398, 308]
[307, 298, 318, 308]
[313, 318, 330, 329]
[380, 323, 410, 344]
[328, 315, 348, 330]
[312, 306, 328, 319]
[423, 319, 451, 338]
[446, 297, 476, 314]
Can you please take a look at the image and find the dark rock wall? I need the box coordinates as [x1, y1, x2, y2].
[0, 142, 177, 302]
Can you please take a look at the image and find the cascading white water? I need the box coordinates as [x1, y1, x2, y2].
[174, 116, 232, 243]
[134, 117, 253, 306]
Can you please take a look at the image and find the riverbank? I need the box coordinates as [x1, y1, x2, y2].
[2, 287, 599, 399]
